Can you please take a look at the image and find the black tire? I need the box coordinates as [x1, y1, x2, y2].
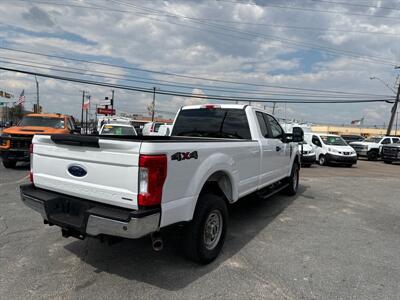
[318, 155, 326, 166]
[384, 160, 393, 164]
[183, 193, 228, 264]
[302, 164, 312, 168]
[284, 162, 299, 196]
[345, 164, 353, 168]
[2, 160, 17, 168]
[367, 150, 378, 161]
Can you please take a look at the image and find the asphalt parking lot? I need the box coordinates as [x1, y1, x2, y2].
[1, 160, 399, 299]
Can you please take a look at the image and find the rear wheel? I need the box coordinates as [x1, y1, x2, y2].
[384, 160, 393, 164]
[302, 164, 312, 168]
[2, 159, 17, 169]
[183, 193, 228, 264]
[284, 163, 299, 196]
[318, 155, 326, 166]
[367, 150, 378, 161]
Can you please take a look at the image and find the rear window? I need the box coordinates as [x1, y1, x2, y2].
[100, 125, 136, 135]
[172, 108, 251, 139]
[19, 116, 65, 128]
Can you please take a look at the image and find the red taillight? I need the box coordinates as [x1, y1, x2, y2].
[29, 143, 34, 184]
[201, 104, 220, 109]
[138, 154, 167, 207]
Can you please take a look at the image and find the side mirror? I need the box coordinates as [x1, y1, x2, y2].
[292, 127, 304, 143]
[72, 126, 82, 134]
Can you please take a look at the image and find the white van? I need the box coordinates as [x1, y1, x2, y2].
[304, 133, 357, 167]
[142, 122, 165, 136]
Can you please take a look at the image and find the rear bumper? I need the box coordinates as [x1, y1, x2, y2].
[20, 184, 160, 239]
[326, 153, 357, 165]
[1, 149, 30, 162]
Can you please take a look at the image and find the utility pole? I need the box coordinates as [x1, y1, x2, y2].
[386, 78, 400, 136]
[35, 75, 39, 113]
[151, 87, 156, 122]
[81, 91, 86, 131]
[111, 90, 114, 111]
[85, 96, 90, 134]
[272, 102, 276, 115]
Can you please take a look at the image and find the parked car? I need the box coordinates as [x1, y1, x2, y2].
[299, 141, 315, 167]
[304, 133, 357, 167]
[99, 123, 137, 136]
[0, 113, 78, 168]
[21, 104, 303, 264]
[142, 122, 166, 136]
[350, 136, 400, 161]
[381, 141, 400, 164]
[341, 134, 364, 144]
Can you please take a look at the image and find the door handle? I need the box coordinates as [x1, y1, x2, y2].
[276, 146, 281, 152]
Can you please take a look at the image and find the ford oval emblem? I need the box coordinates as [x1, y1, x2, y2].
[67, 164, 87, 177]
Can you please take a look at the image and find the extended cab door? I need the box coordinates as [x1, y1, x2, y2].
[255, 111, 288, 188]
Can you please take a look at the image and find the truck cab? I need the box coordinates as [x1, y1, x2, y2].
[0, 113, 78, 168]
[350, 136, 400, 161]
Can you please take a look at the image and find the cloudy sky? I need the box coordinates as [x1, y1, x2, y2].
[0, 0, 399, 125]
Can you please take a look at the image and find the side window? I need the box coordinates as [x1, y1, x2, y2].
[256, 112, 268, 137]
[222, 110, 251, 139]
[66, 118, 72, 130]
[391, 138, 399, 143]
[312, 135, 321, 147]
[265, 115, 284, 139]
[381, 138, 391, 145]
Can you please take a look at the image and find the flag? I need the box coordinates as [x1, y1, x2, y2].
[82, 95, 90, 110]
[16, 89, 25, 105]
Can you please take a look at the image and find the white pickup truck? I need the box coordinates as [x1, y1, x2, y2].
[20, 104, 303, 264]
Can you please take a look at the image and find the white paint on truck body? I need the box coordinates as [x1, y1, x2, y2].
[31, 105, 299, 229]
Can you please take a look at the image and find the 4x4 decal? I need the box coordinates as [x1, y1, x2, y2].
[171, 151, 198, 161]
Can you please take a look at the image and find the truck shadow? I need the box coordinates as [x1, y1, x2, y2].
[64, 185, 307, 291]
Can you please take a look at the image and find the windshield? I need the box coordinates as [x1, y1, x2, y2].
[364, 137, 382, 143]
[320, 135, 347, 146]
[100, 125, 136, 135]
[19, 116, 65, 128]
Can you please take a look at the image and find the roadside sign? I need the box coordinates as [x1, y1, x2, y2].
[99, 99, 111, 106]
[97, 108, 116, 115]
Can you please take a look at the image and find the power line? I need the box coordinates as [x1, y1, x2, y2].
[310, 0, 400, 12]
[106, 0, 398, 66]
[104, 0, 400, 36]
[1, 46, 392, 97]
[0, 56, 393, 99]
[0, 66, 394, 104]
[215, 0, 400, 20]
[6, 0, 399, 66]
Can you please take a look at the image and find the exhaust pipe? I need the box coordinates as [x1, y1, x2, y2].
[151, 232, 163, 251]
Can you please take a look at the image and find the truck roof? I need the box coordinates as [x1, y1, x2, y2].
[181, 104, 247, 110]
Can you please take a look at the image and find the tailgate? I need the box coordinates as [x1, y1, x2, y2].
[32, 135, 141, 209]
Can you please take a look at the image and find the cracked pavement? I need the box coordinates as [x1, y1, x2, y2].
[0, 160, 399, 299]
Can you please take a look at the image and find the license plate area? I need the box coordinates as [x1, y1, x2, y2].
[46, 198, 91, 229]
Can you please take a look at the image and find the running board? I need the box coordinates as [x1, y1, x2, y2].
[257, 183, 289, 200]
